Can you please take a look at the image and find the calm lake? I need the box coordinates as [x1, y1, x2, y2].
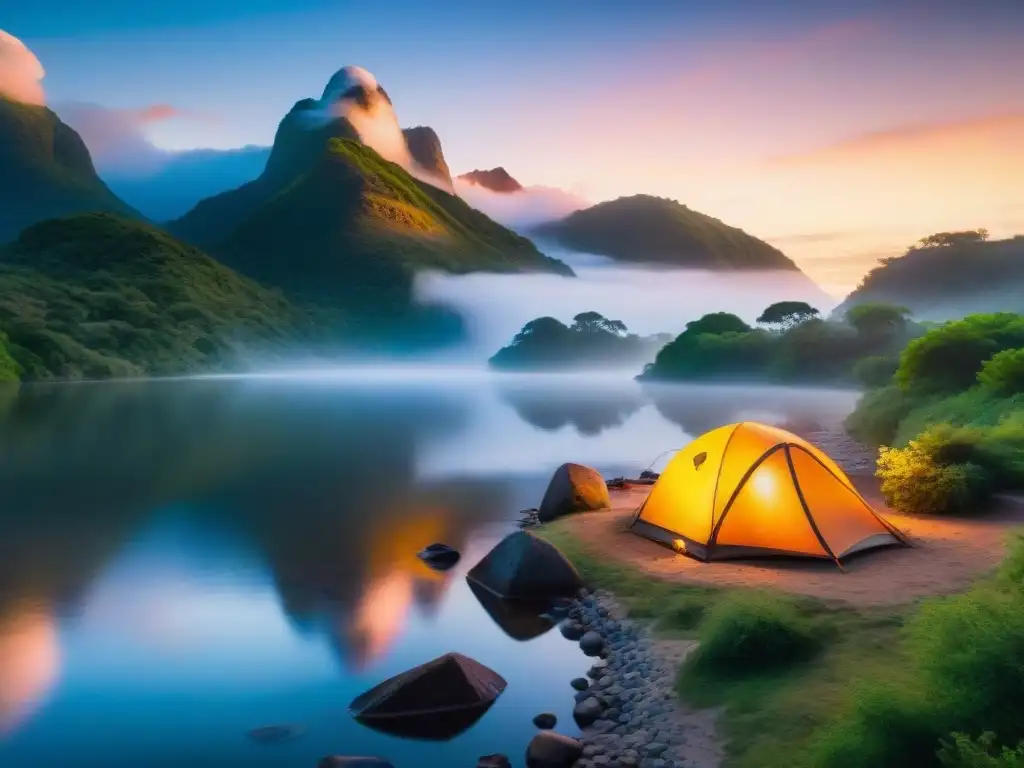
[0, 370, 860, 768]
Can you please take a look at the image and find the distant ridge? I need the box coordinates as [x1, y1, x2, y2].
[458, 167, 523, 193]
[535, 194, 804, 272]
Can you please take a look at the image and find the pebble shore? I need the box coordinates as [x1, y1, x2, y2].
[560, 589, 716, 768]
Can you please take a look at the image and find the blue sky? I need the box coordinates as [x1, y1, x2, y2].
[4, 0, 1024, 290]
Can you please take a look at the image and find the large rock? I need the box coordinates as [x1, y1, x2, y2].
[572, 697, 604, 727]
[538, 463, 611, 523]
[467, 531, 583, 601]
[526, 731, 583, 768]
[349, 652, 506, 740]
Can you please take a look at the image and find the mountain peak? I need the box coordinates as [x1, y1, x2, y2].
[458, 167, 523, 193]
[0, 96, 139, 241]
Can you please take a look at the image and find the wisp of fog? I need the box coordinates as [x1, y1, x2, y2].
[417, 243, 837, 361]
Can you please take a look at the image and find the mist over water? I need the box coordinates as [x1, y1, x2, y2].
[417, 244, 837, 360]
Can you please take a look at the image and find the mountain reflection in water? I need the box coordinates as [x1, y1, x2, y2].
[0, 374, 859, 767]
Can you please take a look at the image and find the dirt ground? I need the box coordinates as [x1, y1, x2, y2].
[563, 478, 1024, 607]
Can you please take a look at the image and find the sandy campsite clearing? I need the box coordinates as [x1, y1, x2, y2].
[562, 478, 1024, 606]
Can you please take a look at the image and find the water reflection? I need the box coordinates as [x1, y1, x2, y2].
[497, 381, 644, 435]
[0, 604, 59, 736]
[0, 374, 861, 764]
[467, 581, 555, 642]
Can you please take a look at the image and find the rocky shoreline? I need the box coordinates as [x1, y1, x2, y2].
[557, 588, 721, 768]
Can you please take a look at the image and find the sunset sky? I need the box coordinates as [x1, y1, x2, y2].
[5, 0, 1024, 294]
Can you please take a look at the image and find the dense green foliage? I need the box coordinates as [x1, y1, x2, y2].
[897, 314, 1024, 395]
[939, 733, 1024, 768]
[845, 312, 1024, 513]
[0, 331, 21, 381]
[0, 214, 329, 380]
[489, 311, 671, 370]
[640, 303, 917, 384]
[811, 538, 1024, 768]
[173, 127, 570, 347]
[979, 348, 1024, 395]
[0, 97, 139, 242]
[837, 230, 1024, 320]
[686, 592, 820, 674]
[534, 194, 802, 270]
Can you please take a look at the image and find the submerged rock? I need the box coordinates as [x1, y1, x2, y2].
[533, 712, 557, 729]
[538, 463, 611, 522]
[526, 731, 583, 768]
[477, 755, 511, 768]
[317, 758, 394, 768]
[247, 724, 306, 743]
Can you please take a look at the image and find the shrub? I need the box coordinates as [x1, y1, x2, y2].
[876, 426, 994, 515]
[910, 587, 1024, 744]
[810, 681, 939, 768]
[853, 355, 900, 388]
[845, 385, 917, 446]
[686, 592, 819, 674]
[939, 732, 1024, 768]
[979, 348, 1024, 396]
[897, 314, 1024, 395]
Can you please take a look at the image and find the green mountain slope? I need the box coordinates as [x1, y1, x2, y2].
[836, 231, 1024, 320]
[535, 194, 800, 270]
[0, 214, 330, 380]
[0, 97, 140, 242]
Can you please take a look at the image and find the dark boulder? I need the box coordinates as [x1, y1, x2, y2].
[532, 712, 557, 729]
[573, 697, 604, 727]
[579, 631, 604, 656]
[467, 531, 583, 601]
[417, 542, 460, 571]
[570, 677, 590, 691]
[317, 758, 394, 768]
[477, 755, 511, 768]
[538, 463, 611, 523]
[558, 620, 585, 640]
[349, 652, 506, 741]
[526, 731, 583, 768]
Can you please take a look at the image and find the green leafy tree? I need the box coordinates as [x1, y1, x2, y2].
[845, 303, 911, 340]
[757, 301, 820, 330]
[571, 311, 628, 337]
[917, 229, 990, 249]
[978, 348, 1024, 395]
[684, 312, 752, 336]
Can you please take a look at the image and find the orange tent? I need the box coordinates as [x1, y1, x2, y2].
[629, 422, 908, 566]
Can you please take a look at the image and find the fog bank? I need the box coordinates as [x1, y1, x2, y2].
[417, 244, 836, 360]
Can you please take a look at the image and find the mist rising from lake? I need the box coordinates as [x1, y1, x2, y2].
[416, 244, 836, 360]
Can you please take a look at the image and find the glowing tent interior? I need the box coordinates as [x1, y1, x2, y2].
[629, 422, 909, 566]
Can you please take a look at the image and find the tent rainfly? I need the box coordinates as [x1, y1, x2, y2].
[630, 422, 909, 567]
